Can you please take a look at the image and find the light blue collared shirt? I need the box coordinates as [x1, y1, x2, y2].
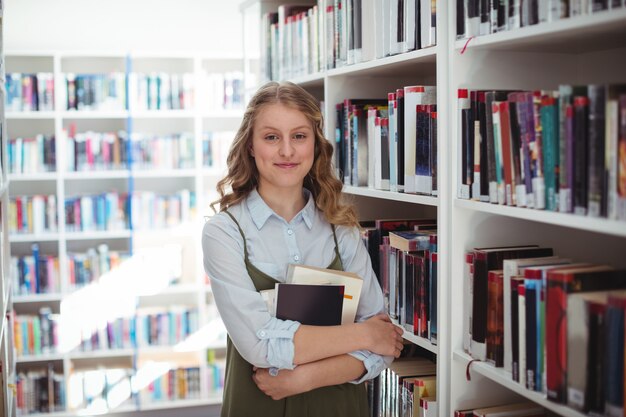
[201, 188, 392, 383]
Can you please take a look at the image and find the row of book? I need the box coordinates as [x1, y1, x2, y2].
[8, 134, 56, 175]
[18, 362, 222, 414]
[9, 194, 58, 235]
[129, 189, 194, 230]
[9, 129, 234, 174]
[16, 366, 65, 414]
[457, 85, 626, 221]
[456, 0, 624, 40]
[63, 192, 130, 233]
[358, 217, 439, 346]
[130, 132, 195, 170]
[200, 71, 245, 111]
[5, 72, 55, 112]
[458, 85, 626, 219]
[65, 73, 127, 112]
[382, 226, 438, 342]
[368, 354, 437, 417]
[139, 366, 202, 404]
[14, 307, 58, 357]
[11, 244, 61, 296]
[75, 307, 199, 352]
[66, 129, 128, 172]
[260, 0, 436, 82]
[463, 245, 626, 414]
[65, 72, 243, 113]
[202, 131, 235, 170]
[337, 86, 438, 195]
[128, 72, 194, 111]
[67, 245, 129, 289]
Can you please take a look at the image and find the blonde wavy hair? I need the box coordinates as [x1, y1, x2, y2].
[212, 81, 359, 228]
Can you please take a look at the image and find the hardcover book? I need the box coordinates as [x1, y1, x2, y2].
[470, 245, 552, 361]
[286, 263, 363, 324]
[545, 266, 626, 403]
[274, 283, 344, 326]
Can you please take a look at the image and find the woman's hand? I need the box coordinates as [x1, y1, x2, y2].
[361, 313, 405, 357]
[252, 366, 311, 400]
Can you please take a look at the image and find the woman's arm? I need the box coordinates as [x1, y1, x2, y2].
[253, 354, 366, 400]
[292, 313, 404, 365]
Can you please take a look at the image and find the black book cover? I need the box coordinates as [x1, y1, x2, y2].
[275, 283, 344, 326]
[524, 281, 537, 391]
[585, 300, 606, 414]
[573, 96, 589, 214]
[396, 89, 405, 189]
[587, 85, 606, 217]
[416, 106, 431, 191]
[471, 246, 552, 352]
[462, 107, 474, 188]
[430, 110, 438, 194]
[508, 97, 524, 201]
[510, 276, 522, 382]
[457, 0, 465, 37]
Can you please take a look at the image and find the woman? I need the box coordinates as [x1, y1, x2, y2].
[202, 81, 404, 417]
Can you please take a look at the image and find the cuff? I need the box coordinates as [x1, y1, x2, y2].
[256, 319, 301, 370]
[347, 350, 386, 384]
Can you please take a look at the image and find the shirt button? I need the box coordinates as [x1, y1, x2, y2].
[294, 255, 300, 261]
[258, 330, 266, 338]
[287, 229, 293, 235]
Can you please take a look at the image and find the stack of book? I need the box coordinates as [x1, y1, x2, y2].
[457, 85, 626, 221]
[463, 244, 626, 414]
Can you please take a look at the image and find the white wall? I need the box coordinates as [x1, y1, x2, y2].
[4, 0, 244, 57]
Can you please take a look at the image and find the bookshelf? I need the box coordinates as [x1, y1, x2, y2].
[241, 1, 626, 417]
[6, 51, 242, 415]
[0, 2, 17, 416]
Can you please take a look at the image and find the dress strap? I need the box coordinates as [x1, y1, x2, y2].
[223, 210, 249, 261]
[330, 224, 342, 266]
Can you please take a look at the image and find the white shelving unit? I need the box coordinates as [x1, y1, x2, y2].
[6, 51, 242, 415]
[241, 1, 626, 417]
[0, 3, 17, 415]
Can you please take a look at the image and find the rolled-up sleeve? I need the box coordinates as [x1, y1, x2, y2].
[202, 214, 300, 369]
[338, 225, 395, 383]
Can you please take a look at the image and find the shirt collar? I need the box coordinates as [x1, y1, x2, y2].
[246, 188, 315, 230]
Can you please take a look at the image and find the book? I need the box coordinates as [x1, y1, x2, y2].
[486, 270, 504, 367]
[545, 266, 626, 403]
[604, 291, 626, 417]
[405, 86, 437, 193]
[388, 230, 436, 252]
[587, 84, 607, 217]
[274, 283, 344, 326]
[472, 401, 544, 417]
[458, 88, 472, 199]
[565, 290, 610, 412]
[286, 263, 363, 324]
[502, 256, 570, 374]
[470, 245, 552, 361]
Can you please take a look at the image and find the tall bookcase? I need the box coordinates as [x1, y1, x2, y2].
[241, 1, 626, 417]
[0, 2, 17, 417]
[6, 51, 243, 415]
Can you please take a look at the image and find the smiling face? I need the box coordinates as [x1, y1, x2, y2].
[251, 103, 315, 196]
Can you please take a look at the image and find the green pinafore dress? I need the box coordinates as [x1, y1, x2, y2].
[220, 211, 370, 417]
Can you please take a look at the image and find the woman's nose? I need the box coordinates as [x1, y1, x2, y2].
[278, 138, 294, 157]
